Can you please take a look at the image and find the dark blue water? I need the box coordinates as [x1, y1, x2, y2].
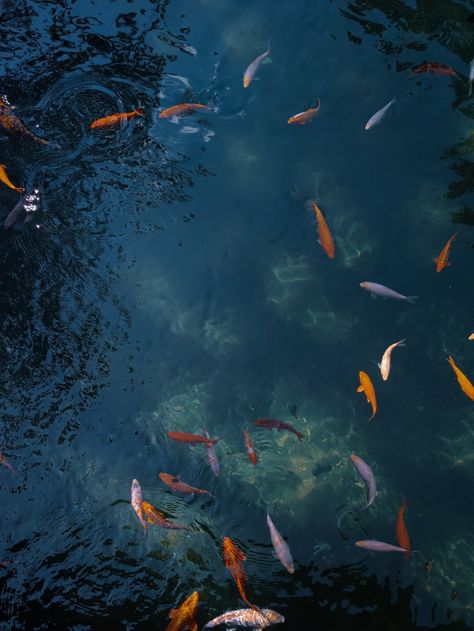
[0, 0, 473, 629]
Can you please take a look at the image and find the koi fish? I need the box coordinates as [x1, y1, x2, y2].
[350, 454, 376, 507]
[0, 454, 16, 475]
[0, 97, 50, 145]
[287, 99, 321, 125]
[307, 199, 335, 259]
[204, 608, 284, 629]
[141, 501, 188, 531]
[222, 537, 258, 611]
[396, 496, 411, 559]
[469, 333, 474, 341]
[356, 540, 408, 553]
[0, 165, 24, 193]
[357, 371, 377, 420]
[359, 282, 417, 303]
[266, 513, 294, 574]
[90, 107, 144, 129]
[244, 430, 257, 465]
[469, 58, 474, 97]
[159, 103, 211, 119]
[411, 62, 456, 76]
[165, 591, 199, 631]
[166, 431, 219, 446]
[159, 472, 212, 496]
[204, 430, 220, 477]
[434, 232, 458, 272]
[253, 418, 304, 440]
[364, 98, 396, 130]
[131, 479, 147, 534]
[243, 43, 271, 88]
[378, 339, 406, 381]
[447, 356, 474, 401]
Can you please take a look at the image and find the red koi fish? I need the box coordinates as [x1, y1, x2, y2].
[243, 430, 257, 465]
[159, 103, 211, 118]
[411, 62, 456, 76]
[287, 99, 321, 125]
[0, 454, 16, 475]
[141, 501, 189, 531]
[434, 232, 458, 272]
[223, 537, 258, 611]
[253, 418, 304, 440]
[166, 431, 219, 446]
[159, 472, 212, 496]
[90, 108, 144, 129]
[165, 591, 199, 631]
[396, 496, 411, 559]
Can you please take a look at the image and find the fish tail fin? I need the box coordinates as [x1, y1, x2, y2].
[356, 385, 364, 393]
[14, 187, 24, 193]
[135, 107, 145, 116]
[398, 338, 407, 347]
[405, 296, 417, 304]
[433, 257, 439, 265]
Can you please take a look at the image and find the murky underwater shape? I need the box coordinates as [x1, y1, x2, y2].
[0, 0, 473, 629]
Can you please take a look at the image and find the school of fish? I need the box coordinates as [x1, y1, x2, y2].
[0, 33, 472, 631]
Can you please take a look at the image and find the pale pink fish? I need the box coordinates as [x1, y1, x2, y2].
[243, 43, 271, 88]
[0, 454, 16, 475]
[360, 282, 417, 304]
[356, 539, 408, 553]
[378, 339, 406, 381]
[204, 430, 220, 477]
[266, 513, 294, 574]
[204, 608, 284, 629]
[131, 479, 147, 534]
[350, 454, 376, 507]
[364, 98, 396, 130]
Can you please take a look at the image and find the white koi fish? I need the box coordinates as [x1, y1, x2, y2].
[360, 282, 417, 303]
[266, 513, 294, 574]
[243, 42, 271, 88]
[378, 339, 406, 381]
[469, 58, 474, 97]
[131, 479, 147, 534]
[365, 98, 396, 130]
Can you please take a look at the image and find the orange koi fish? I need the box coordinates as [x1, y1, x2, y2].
[357, 371, 377, 420]
[243, 430, 257, 465]
[287, 99, 321, 125]
[223, 537, 258, 611]
[165, 591, 199, 631]
[434, 232, 458, 272]
[141, 501, 189, 531]
[90, 107, 144, 129]
[0, 454, 16, 475]
[308, 199, 335, 259]
[0, 165, 24, 193]
[411, 62, 456, 76]
[131, 479, 147, 534]
[447, 356, 474, 401]
[159, 472, 212, 496]
[159, 103, 211, 119]
[378, 339, 406, 381]
[396, 496, 411, 559]
[167, 431, 219, 446]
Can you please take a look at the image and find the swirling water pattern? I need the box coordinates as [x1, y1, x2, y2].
[0, 1, 473, 629]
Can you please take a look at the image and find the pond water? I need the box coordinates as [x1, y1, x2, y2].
[0, 1, 473, 629]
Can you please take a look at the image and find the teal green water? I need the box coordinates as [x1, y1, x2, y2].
[0, 0, 473, 629]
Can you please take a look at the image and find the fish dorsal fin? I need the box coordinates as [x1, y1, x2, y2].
[357, 385, 364, 393]
[433, 257, 439, 264]
[168, 607, 176, 619]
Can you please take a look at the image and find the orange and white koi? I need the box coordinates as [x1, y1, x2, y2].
[307, 199, 335, 259]
[447, 356, 474, 401]
[90, 108, 144, 129]
[165, 591, 199, 631]
[378, 339, 406, 381]
[288, 99, 321, 125]
[131, 479, 147, 534]
[141, 501, 188, 531]
[0, 165, 24, 193]
[159, 103, 210, 118]
[357, 371, 377, 420]
[243, 430, 257, 465]
[243, 43, 271, 88]
[434, 232, 458, 272]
